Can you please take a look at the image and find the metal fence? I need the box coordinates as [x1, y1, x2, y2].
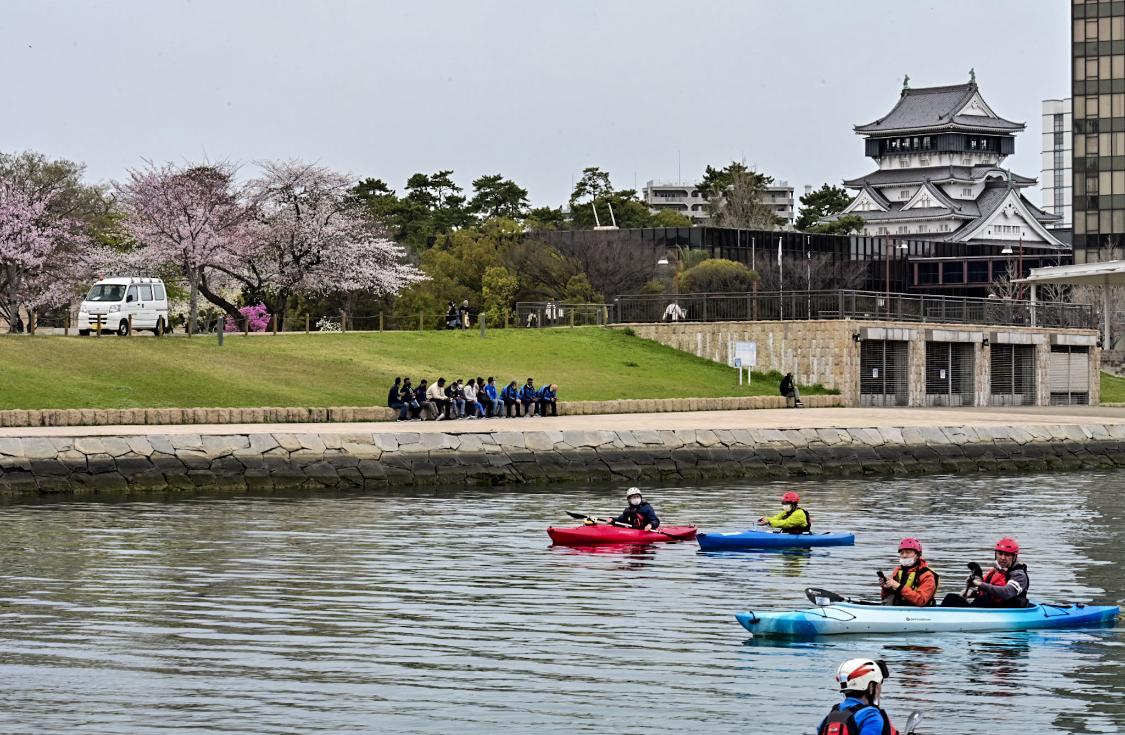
[515, 302, 612, 328]
[611, 290, 1098, 331]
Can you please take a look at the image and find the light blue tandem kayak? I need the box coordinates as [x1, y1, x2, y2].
[697, 529, 855, 550]
[736, 601, 1120, 637]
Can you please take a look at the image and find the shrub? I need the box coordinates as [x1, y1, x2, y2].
[224, 303, 271, 332]
[677, 258, 759, 293]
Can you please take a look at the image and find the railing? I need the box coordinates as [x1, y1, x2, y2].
[516, 302, 612, 328]
[610, 290, 1098, 331]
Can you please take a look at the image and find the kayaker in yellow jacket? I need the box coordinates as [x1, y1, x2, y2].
[756, 491, 811, 534]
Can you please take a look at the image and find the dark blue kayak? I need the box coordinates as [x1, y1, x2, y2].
[697, 529, 855, 550]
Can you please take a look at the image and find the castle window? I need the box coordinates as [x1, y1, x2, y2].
[922, 137, 931, 149]
[962, 188, 972, 197]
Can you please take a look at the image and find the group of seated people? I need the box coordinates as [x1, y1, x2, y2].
[757, 492, 1029, 609]
[387, 376, 559, 421]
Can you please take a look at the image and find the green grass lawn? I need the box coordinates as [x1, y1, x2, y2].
[1101, 372, 1125, 403]
[0, 328, 832, 410]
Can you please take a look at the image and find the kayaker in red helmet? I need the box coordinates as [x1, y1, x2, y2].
[612, 488, 660, 531]
[879, 537, 938, 607]
[941, 537, 1030, 608]
[757, 491, 811, 534]
[817, 658, 897, 735]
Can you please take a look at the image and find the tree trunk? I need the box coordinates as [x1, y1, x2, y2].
[273, 291, 290, 332]
[196, 271, 241, 320]
[188, 266, 200, 336]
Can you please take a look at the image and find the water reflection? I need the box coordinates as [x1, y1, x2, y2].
[0, 473, 1119, 733]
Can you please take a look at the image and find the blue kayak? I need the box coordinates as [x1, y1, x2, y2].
[697, 529, 855, 550]
[736, 602, 1120, 637]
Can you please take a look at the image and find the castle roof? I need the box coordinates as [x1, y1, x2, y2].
[855, 82, 1024, 135]
[843, 165, 1036, 189]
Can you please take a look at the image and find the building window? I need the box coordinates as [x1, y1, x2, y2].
[900, 190, 909, 199]
[922, 137, 931, 149]
[899, 158, 908, 168]
[1055, 190, 1064, 213]
[897, 226, 908, 234]
[1054, 151, 1064, 170]
[1053, 113, 1064, 132]
[962, 187, 972, 197]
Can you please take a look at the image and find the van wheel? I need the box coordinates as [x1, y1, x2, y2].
[78, 329, 90, 337]
[116, 320, 130, 337]
[153, 318, 165, 336]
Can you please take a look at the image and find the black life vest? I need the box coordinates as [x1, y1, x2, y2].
[979, 562, 1030, 607]
[890, 562, 939, 606]
[818, 702, 893, 735]
[779, 506, 811, 534]
[622, 503, 656, 529]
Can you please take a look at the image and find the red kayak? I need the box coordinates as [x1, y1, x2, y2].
[547, 524, 698, 546]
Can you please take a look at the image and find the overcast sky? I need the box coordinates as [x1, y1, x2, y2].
[2, 0, 1069, 207]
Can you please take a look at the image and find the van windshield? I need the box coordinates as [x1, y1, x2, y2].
[86, 284, 126, 302]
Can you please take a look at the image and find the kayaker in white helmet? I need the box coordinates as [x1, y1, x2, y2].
[817, 658, 896, 735]
[611, 488, 660, 531]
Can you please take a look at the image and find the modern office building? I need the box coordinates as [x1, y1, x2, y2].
[1041, 98, 1073, 228]
[1072, 2, 1125, 263]
[831, 76, 1065, 249]
[642, 179, 795, 227]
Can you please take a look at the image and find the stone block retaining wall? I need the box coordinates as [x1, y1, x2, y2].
[2, 422, 1123, 495]
[0, 394, 841, 429]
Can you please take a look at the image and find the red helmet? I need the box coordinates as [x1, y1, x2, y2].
[898, 537, 923, 554]
[995, 537, 1020, 554]
[781, 491, 800, 504]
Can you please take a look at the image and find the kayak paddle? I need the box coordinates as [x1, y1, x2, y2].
[563, 510, 686, 539]
[962, 561, 985, 598]
[903, 711, 923, 735]
[805, 587, 879, 607]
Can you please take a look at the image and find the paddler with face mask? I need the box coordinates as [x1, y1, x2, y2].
[879, 537, 938, 607]
[612, 488, 660, 531]
[756, 491, 811, 534]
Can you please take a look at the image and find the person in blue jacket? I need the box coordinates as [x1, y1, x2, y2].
[519, 378, 539, 417]
[387, 377, 408, 421]
[483, 377, 500, 417]
[537, 383, 558, 417]
[817, 658, 896, 735]
[501, 380, 521, 417]
[612, 488, 660, 531]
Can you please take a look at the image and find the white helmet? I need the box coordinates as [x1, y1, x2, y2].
[625, 487, 643, 500]
[835, 658, 888, 693]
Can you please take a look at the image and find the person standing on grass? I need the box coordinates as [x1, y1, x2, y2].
[537, 383, 558, 417]
[459, 300, 471, 329]
[519, 378, 539, 417]
[501, 380, 522, 417]
[429, 378, 452, 420]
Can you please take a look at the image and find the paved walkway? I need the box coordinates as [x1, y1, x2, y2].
[5, 406, 1125, 437]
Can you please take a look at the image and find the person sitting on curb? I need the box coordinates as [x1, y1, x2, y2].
[428, 378, 452, 420]
[817, 658, 897, 735]
[501, 380, 521, 417]
[942, 537, 1029, 608]
[880, 537, 938, 607]
[400, 378, 421, 420]
[537, 383, 558, 417]
[611, 488, 660, 531]
[757, 491, 811, 534]
[387, 377, 409, 421]
[462, 378, 479, 419]
[415, 379, 438, 421]
[446, 379, 465, 419]
[780, 371, 803, 408]
[520, 378, 540, 417]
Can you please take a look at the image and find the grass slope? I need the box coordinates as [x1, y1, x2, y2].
[0, 328, 830, 410]
[1100, 371, 1125, 403]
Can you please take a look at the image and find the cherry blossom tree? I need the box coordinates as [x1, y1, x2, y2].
[0, 183, 93, 332]
[117, 162, 256, 334]
[228, 160, 422, 327]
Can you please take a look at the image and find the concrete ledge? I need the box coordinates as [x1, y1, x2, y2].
[0, 394, 842, 428]
[0, 418, 1121, 495]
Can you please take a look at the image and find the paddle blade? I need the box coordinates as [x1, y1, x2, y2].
[903, 711, 923, 734]
[805, 587, 845, 606]
[565, 510, 592, 520]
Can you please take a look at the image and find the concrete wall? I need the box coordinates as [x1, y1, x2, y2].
[622, 320, 1101, 407]
[2, 422, 1124, 495]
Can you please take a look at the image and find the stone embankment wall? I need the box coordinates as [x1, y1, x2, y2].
[623, 320, 1101, 407]
[2, 422, 1123, 495]
[0, 395, 842, 429]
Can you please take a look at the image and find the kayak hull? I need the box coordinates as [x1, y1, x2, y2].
[736, 602, 1120, 637]
[698, 530, 855, 550]
[547, 525, 697, 546]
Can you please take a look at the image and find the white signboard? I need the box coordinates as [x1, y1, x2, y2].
[732, 341, 757, 368]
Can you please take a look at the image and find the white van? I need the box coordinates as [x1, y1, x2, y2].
[78, 277, 170, 336]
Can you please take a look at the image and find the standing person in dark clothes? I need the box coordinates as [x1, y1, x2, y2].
[445, 301, 458, 329]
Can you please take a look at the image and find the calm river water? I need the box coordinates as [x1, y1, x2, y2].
[0, 473, 1122, 734]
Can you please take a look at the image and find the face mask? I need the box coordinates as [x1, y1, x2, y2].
[781, 503, 793, 513]
[629, 497, 642, 506]
[898, 553, 916, 567]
